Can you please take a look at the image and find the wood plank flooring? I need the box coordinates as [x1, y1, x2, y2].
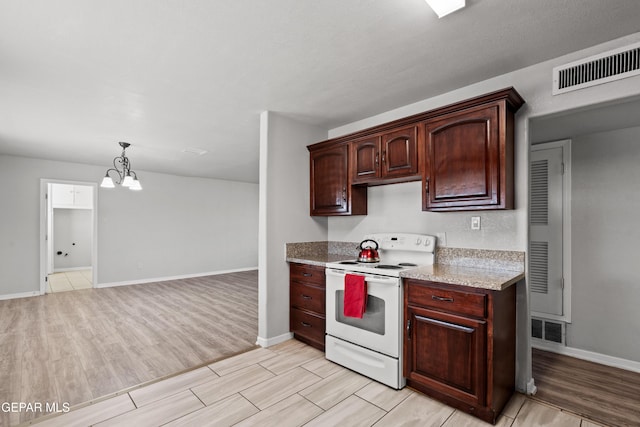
[532, 347, 640, 427]
[0, 270, 258, 427]
[31, 339, 605, 427]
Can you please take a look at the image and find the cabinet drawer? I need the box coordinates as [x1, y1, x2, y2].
[290, 282, 325, 314]
[407, 282, 486, 318]
[290, 263, 326, 286]
[290, 308, 325, 345]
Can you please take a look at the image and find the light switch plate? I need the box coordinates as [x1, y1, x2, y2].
[471, 216, 481, 230]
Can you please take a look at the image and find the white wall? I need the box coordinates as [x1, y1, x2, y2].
[568, 126, 640, 362]
[258, 111, 328, 345]
[328, 181, 520, 250]
[53, 209, 92, 270]
[0, 154, 258, 297]
[325, 32, 640, 392]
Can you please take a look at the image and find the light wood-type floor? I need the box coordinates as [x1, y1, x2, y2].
[0, 270, 258, 426]
[31, 339, 608, 427]
[532, 347, 640, 427]
[47, 269, 93, 293]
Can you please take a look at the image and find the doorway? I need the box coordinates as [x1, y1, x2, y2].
[528, 97, 640, 424]
[40, 180, 98, 294]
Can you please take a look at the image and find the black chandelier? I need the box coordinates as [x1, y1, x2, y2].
[100, 142, 142, 190]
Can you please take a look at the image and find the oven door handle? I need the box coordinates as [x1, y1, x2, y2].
[326, 269, 399, 285]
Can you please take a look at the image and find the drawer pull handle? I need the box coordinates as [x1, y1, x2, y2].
[432, 295, 454, 303]
[301, 294, 312, 300]
[302, 273, 312, 277]
[301, 322, 312, 327]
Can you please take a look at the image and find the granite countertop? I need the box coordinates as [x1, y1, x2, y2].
[287, 253, 353, 267]
[285, 241, 525, 291]
[286, 241, 358, 267]
[400, 264, 524, 291]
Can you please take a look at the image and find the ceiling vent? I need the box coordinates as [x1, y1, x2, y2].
[552, 41, 640, 95]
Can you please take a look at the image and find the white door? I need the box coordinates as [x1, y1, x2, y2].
[530, 142, 569, 318]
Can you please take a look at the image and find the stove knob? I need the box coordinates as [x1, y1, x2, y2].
[415, 238, 422, 245]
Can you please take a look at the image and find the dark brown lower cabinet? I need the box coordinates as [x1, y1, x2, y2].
[289, 263, 326, 351]
[404, 279, 516, 424]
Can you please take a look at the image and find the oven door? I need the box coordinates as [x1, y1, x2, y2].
[325, 268, 402, 358]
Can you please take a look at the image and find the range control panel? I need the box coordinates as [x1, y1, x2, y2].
[363, 233, 436, 253]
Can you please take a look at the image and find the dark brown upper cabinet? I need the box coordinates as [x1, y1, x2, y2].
[309, 143, 366, 216]
[423, 89, 524, 211]
[308, 87, 524, 216]
[351, 126, 420, 185]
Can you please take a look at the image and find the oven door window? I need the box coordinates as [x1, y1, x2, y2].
[335, 290, 385, 335]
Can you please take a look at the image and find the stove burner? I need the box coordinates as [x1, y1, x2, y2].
[375, 265, 404, 270]
[398, 262, 418, 267]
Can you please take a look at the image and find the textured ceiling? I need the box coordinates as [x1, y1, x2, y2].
[1, 0, 640, 183]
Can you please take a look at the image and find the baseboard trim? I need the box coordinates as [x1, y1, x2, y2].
[95, 266, 258, 289]
[533, 341, 640, 374]
[256, 332, 293, 348]
[0, 290, 41, 301]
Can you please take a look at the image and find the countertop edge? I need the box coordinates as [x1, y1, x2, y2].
[287, 257, 525, 291]
[401, 269, 525, 291]
[286, 256, 353, 267]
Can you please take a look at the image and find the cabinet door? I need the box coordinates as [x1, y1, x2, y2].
[73, 186, 93, 209]
[310, 144, 366, 216]
[424, 105, 501, 210]
[51, 184, 75, 208]
[381, 126, 418, 179]
[405, 306, 486, 407]
[351, 137, 380, 184]
[310, 145, 349, 215]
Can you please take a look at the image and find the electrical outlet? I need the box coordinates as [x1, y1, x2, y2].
[471, 216, 481, 230]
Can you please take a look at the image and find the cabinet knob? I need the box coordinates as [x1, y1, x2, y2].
[301, 294, 312, 300]
[342, 187, 346, 202]
[301, 322, 312, 327]
[375, 152, 379, 165]
[302, 273, 312, 277]
[425, 179, 429, 193]
[381, 150, 386, 163]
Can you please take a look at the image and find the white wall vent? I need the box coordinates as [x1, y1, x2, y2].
[529, 241, 549, 294]
[553, 41, 640, 95]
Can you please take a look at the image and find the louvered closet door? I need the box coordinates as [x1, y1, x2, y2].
[530, 147, 564, 316]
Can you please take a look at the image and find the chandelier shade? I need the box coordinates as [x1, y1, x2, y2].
[425, 0, 465, 18]
[100, 142, 142, 191]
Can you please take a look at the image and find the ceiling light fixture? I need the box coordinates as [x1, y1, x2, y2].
[100, 142, 142, 191]
[425, 0, 465, 18]
[182, 147, 208, 156]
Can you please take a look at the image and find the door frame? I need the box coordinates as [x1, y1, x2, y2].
[530, 139, 572, 323]
[39, 179, 98, 294]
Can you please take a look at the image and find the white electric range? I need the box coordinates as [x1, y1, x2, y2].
[324, 233, 436, 389]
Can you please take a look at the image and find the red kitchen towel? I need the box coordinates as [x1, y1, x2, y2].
[343, 274, 367, 318]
